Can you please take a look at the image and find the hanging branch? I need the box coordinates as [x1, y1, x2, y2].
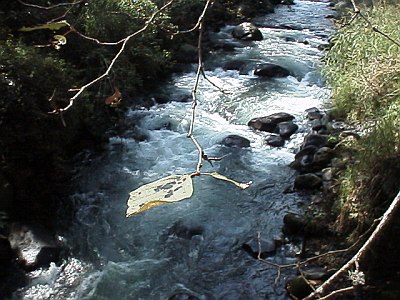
[187, 0, 213, 174]
[303, 190, 400, 299]
[49, 0, 175, 114]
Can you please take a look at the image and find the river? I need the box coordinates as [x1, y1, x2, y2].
[15, 1, 334, 299]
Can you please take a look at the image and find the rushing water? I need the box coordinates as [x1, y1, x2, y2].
[15, 1, 334, 299]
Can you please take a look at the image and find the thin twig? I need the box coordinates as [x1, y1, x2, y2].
[52, 0, 175, 113]
[17, 0, 84, 10]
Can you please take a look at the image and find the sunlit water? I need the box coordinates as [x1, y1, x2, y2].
[15, 1, 334, 299]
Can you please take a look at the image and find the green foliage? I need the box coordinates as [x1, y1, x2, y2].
[325, 3, 400, 235]
[324, 5, 400, 120]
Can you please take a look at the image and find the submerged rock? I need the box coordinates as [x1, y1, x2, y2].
[168, 220, 204, 240]
[248, 112, 295, 132]
[232, 22, 263, 41]
[168, 293, 200, 300]
[254, 63, 291, 78]
[221, 135, 251, 148]
[242, 237, 276, 258]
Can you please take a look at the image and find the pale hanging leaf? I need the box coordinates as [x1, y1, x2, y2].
[126, 174, 193, 217]
[207, 172, 251, 189]
[53, 35, 67, 45]
[19, 20, 71, 32]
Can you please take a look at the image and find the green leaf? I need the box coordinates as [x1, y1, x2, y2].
[126, 174, 193, 217]
[19, 21, 71, 32]
[206, 172, 251, 190]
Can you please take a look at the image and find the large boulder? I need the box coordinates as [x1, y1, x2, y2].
[254, 63, 291, 78]
[232, 22, 263, 41]
[248, 112, 295, 132]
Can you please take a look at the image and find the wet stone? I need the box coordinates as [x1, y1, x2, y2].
[254, 63, 291, 78]
[294, 173, 323, 190]
[168, 220, 204, 240]
[242, 237, 276, 258]
[302, 133, 329, 149]
[168, 293, 200, 300]
[266, 134, 285, 147]
[248, 112, 295, 132]
[278, 121, 299, 138]
[232, 22, 263, 41]
[221, 135, 250, 148]
[283, 213, 307, 236]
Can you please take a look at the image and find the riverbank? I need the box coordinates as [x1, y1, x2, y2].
[285, 1, 400, 298]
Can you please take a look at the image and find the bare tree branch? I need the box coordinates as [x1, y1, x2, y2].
[17, 0, 85, 10]
[51, 0, 175, 114]
[304, 190, 400, 299]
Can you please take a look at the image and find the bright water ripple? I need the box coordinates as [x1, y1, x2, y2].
[15, 1, 334, 299]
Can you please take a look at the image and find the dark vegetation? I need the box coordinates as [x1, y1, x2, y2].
[0, 0, 280, 229]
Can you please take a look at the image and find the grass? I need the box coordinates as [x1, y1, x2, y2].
[324, 2, 400, 236]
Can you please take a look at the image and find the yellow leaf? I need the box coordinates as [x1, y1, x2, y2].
[126, 174, 193, 217]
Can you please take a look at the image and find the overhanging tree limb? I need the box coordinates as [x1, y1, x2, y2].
[50, 0, 175, 114]
[304, 190, 400, 299]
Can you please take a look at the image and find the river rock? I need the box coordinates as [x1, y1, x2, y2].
[168, 220, 204, 240]
[278, 121, 298, 138]
[8, 223, 64, 271]
[168, 292, 199, 300]
[289, 146, 318, 172]
[313, 147, 335, 167]
[242, 237, 276, 258]
[232, 22, 263, 41]
[254, 63, 291, 78]
[305, 107, 324, 120]
[266, 134, 285, 147]
[248, 112, 295, 132]
[221, 135, 251, 148]
[286, 276, 313, 299]
[301, 133, 329, 149]
[294, 173, 323, 190]
[283, 213, 306, 235]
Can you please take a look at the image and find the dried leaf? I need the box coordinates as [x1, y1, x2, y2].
[207, 172, 251, 189]
[105, 87, 122, 107]
[126, 174, 193, 217]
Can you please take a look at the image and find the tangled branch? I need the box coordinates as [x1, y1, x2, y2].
[49, 0, 175, 114]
